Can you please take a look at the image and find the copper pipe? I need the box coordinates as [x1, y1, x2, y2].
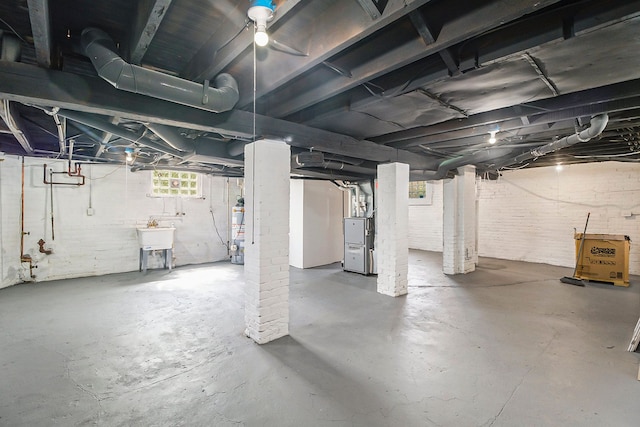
[20, 157, 35, 278]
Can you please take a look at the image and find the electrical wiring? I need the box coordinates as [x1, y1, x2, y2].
[210, 209, 229, 250]
[498, 176, 640, 210]
[0, 16, 27, 43]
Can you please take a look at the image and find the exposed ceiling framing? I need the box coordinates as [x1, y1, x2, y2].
[0, 0, 638, 180]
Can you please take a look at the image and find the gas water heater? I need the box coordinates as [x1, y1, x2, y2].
[231, 198, 245, 264]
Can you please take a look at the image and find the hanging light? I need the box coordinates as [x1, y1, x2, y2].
[555, 163, 563, 171]
[248, 0, 275, 47]
[125, 147, 134, 163]
[488, 130, 498, 144]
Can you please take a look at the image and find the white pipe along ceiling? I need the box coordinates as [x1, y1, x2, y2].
[0, 0, 638, 180]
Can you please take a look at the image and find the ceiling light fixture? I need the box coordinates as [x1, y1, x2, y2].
[556, 163, 563, 171]
[488, 130, 498, 144]
[125, 147, 134, 163]
[248, 0, 275, 47]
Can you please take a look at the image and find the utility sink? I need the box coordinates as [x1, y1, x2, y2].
[137, 227, 175, 250]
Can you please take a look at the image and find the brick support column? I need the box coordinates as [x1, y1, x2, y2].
[442, 165, 478, 275]
[244, 140, 290, 344]
[376, 162, 409, 297]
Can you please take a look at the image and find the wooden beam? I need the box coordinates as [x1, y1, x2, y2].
[129, 0, 173, 64]
[27, 0, 52, 68]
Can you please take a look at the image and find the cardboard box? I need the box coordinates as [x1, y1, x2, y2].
[575, 233, 630, 286]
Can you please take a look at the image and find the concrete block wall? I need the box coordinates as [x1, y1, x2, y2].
[477, 161, 640, 274]
[244, 140, 290, 344]
[408, 181, 444, 252]
[376, 163, 409, 297]
[0, 156, 238, 289]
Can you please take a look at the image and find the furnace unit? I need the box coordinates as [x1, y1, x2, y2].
[343, 217, 374, 275]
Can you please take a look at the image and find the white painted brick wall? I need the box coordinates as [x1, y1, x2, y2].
[442, 166, 477, 274]
[377, 162, 409, 297]
[0, 156, 238, 289]
[477, 162, 640, 274]
[409, 181, 444, 251]
[244, 140, 290, 344]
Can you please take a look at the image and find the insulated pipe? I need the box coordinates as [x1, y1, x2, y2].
[145, 123, 195, 152]
[58, 110, 183, 158]
[81, 28, 239, 113]
[496, 114, 609, 168]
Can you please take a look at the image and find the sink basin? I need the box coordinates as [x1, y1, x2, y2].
[137, 227, 175, 250]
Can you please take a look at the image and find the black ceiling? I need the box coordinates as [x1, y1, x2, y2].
[1, 0, 640, 180]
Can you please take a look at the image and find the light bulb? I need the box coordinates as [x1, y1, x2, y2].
[488, 130, 498, 144]
[556, 163, 563, 171]
[254, 28, 269, 47]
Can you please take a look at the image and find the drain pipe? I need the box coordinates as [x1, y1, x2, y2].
[494, 114, 609, 169]
[81, 28, 239, 113]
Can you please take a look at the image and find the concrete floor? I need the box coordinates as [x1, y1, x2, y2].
[1, 250, 639, 427]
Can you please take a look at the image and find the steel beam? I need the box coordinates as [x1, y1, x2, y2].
[129, 0, 173, 64]
[27, 0, 52, 68]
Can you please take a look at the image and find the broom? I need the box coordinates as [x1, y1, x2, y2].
[560, 212, 590, 287]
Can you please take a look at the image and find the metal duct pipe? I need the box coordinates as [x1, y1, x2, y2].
[81, 28, 239, 113]
[0, 31, 21, 61]
[291, 159, 375, 176]
[57, 110, 183, 158]
[415, 147, 513, 180]
[495, 114, 609, 169]
[145, 123, 194, 152]
[226, 140, 248, 157]
[131, 164, 243, 176]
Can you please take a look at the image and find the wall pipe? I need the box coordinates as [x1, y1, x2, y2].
[81, 28, 239, 113]
[499, 114, 609, 168]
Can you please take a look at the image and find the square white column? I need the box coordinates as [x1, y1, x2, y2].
[376, 162, 409, 297]
[244, 140, 291, 344]
[443, 165, 478, 275]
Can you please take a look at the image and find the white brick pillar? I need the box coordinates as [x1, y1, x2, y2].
[376, 162, 409, 297]
[442, 165, 478, 275]
[244, 140, 290, 344]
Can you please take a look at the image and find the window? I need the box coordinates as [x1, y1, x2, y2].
[409, 180, 433, 205]
[151, 170, 201, 197]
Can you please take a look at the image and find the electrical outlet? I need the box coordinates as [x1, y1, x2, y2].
[87, 207, 95, 216]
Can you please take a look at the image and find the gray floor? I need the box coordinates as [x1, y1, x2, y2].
[1, 250, 639, 427]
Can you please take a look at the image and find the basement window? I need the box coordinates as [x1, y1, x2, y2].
[409, 181, 433, 205]
[151, 170, 201, 197]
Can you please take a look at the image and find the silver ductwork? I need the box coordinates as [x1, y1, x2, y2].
[145, 123, 195, 152]
[495, 114, 609, 169]
[414, 147, 513, 180]
[81, 28, 239, 113]
[58, 110, 184, 157]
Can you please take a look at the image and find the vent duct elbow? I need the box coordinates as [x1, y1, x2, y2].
[81, 28, 239, 113]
